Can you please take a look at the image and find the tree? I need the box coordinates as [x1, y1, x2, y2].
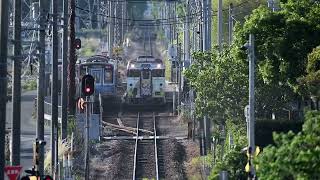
[256, 111, 320, 179]
[296, 46, 320, 110]
[185, 47, 248, 120]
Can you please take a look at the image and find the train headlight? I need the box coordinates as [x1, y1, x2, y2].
[157, 64, 162, 68]
[130, 64, 135, 68]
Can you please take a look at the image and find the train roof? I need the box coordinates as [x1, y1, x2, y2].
[77, 55, 116, 65]
[127, 59, 164, 70]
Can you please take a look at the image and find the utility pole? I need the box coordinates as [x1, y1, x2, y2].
[0, 0, 9, 179]
[11, 0, 21, 166]
[61, 0, 69, 140]
[37, 0, 48, 175]
[217, 0, 223, 51]
[85, 97, 91, 180]
[228, 3, 233, 46]
[248, 34, 256, 179]
[207, 0, 212, 50]
[51, 0, 59, 176]
[68, 0, 76, 115]
[184, 0, 190, 67]
[202, 0, 207, 51]
[109, 1, 115, 57]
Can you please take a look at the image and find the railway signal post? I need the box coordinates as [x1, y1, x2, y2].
[81, 74, 95, 180]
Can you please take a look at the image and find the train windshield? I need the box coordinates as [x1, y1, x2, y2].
[127, 69, 140, 77]
[105, 69, 113, 84]
[151, 69, 165, 77]
[142, 70, 150, 79]
[91, 69, 102, 84]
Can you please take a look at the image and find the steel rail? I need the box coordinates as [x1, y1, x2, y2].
[154, 112, 160, 180]
[132, 112, 140, 180]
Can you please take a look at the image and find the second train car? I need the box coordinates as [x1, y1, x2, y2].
[76, 55, 118, 100]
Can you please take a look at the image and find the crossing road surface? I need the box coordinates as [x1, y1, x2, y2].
[6, 90, 50, 177]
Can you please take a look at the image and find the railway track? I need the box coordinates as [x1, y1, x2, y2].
[133, 112, 164, 180]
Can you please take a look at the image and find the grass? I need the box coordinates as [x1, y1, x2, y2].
[44, 139, 70, 174]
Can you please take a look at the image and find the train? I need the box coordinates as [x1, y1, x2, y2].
[75, 55, 118, 100]
[124, 55, 166, 105]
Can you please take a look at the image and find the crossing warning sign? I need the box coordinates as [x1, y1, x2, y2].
[4, 166, 22, 180]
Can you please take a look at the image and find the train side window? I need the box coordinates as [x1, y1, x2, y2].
[128, 69, 140, 77]
[105, 70, 113, 84]
[142, 71, 150, 79]
[151, 69, 164, 77]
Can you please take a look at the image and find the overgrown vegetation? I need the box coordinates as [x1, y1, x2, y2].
[184, 0, 320, 178]
[79, 38, 101, 57]
[22, 79, 37, 91]
[256, 111, 320, 179]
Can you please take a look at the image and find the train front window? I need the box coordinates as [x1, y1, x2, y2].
[151, 69, 164, 77]
[105, 69, 113, 84]
[91, 69, 102, 84]
[142, 70, 150, 79]
[128, 69, 140, 77]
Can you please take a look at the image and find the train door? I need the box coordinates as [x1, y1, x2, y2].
[140, 69, 152, 97]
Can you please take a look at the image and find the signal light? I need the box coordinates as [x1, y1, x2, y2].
[85, 87, 91, 93]
[81, 74, 95, 96]
[75, 38, 81, 49]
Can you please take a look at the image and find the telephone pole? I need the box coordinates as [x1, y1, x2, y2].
[217, 0, 223, 51]
[68, 0, 76, 115]
[61, 0, 69, 140]
[37, 0, 48, 175]
[108, 0, 115, 56]
[207, 0, 212, 50]
[184, 0, 190, 67]
[248, 34, 256, 178]
[228, 3, 233, 46]
[11, 0, 22, 166]
[51, 0, 59, 176]
[202, 0, 208, 51]
[0, 0, 9, 178]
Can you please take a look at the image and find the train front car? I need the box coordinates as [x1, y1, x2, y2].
[125, 56, 166, 106]
[76, 55, 118, 102]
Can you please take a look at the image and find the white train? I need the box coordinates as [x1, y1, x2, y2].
[124, 56, 166, 105]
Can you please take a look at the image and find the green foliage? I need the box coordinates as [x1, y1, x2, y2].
[22, 79, 37, 91]
[185, 47, 248, 120]
[296, 46, 320, 97]
[256, 111, 320, 179]
[79, 38, 100, 57]
[306, 46, 320, 74]
[185, 0, 320, 178]
[209, 119, 247, 179]
[211, 0, 265, 45]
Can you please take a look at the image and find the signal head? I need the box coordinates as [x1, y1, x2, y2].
[81, 74, 95, 96]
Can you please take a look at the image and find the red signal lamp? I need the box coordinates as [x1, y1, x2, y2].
[85, 87, 91, 93]
[75, 38, 81, 49]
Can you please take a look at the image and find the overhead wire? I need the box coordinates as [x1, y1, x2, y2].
[75, 0, 250, 27]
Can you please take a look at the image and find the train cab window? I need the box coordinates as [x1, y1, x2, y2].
[128, 69, 140, 77]
[151, 69, 165, 77]
[105, 70, 113, 84]
[91, 69, 102, 84]
[142, 70, 150, 79]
